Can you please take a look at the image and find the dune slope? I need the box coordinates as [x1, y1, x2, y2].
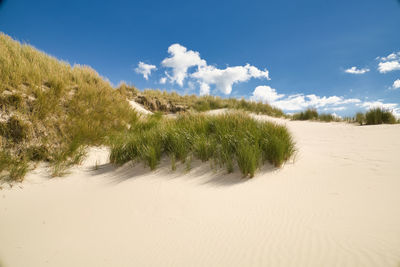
[1, 117, 400, 267]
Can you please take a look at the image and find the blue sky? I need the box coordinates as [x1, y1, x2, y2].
[1, 0, 399, 116]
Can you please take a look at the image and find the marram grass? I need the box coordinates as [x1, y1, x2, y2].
[0, 32, 138, 181]
[110, 112, 295, 178]
[365, 108, 397, 125]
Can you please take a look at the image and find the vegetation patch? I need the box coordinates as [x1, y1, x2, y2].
[110, 112, 295, 178]
[118, 84, 285, 117]
[0, 32, 137, 182]
[365, 108, 397, 125]
[291, 108, 341, 122]
[352, 108, 398, 125]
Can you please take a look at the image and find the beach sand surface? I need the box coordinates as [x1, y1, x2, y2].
[1, 115, 400, 267]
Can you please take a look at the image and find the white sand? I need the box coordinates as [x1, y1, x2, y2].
[127, 99, 153, 115]
[1, 116, 400, 267]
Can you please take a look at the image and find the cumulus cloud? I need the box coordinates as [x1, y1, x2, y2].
[359, 101, 398, 110]
[251, 85, 361, 111]
[377, 52, 400, 73]
[377, 52, 400, 62]
[199, 83, 210, 96]
[251, 85, 400, 117]
[192, 64, 270, 95]
[159, 77, 167, 84]
[324, 106, 346, 111]
[392, 79, 400, 90]
[345, 66, 370, 74]
[135, 62, 157, 80]
[251, 85, 284, 103]
[161, 44, 206, 86]
[378, 61, 400, 73]
[160, 43, 270, 94]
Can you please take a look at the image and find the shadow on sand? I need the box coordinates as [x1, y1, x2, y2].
[86, 157, 280, 187]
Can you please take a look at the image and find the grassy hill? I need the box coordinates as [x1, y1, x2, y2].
[0, 33, 137, 181]
[0, 33, 294, 182]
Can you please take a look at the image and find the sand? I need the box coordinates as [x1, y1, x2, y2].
[1, 115, 400, 267]
[128, 99, 153, 115]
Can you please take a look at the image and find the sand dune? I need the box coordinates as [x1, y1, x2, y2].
[1, 116, 400, 267]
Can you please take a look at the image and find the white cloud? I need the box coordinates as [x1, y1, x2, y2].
[323, 106, 346, 111]
[341, 98, 362, 104]
[160, 43, 270, 94]
[359, 101, 398, 110]
[377, 52, 400, 62]
[135, 62, 157, 80]
[377, 52, 400, 73]
[345, 66, 370, 74]
[251, 85, 361, 111]
[392, 79, 400, 90]
[378, 61, 400, 73]
[192, 64, 270, 95]
[251, 85, 284, 103]
[161, 44, 206, 86]
[199, 83, 210, 96]
[159, 77, 167, 84]
[251, 85, 400, 118]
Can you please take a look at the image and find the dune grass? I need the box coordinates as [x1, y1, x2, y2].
[0, 32, 137, 181]
[292, 107, 399, 125]
[352, 108, 397, 125]
[355, 112, 365, 125]
[291, 108, 318, 121]
[291, 108, 340, 122]
[365, 108, 397, 125]
[110, 112, 295, 178]
[117, 84, 285, 117]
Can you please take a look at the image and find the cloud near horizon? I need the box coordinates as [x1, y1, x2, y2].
[135, 62, 157, 80]
[345, 66, 370, 74]
[250, 85, 400, 117]
[251, 85, 361, 112]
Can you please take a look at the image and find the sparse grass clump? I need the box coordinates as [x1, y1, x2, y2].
[355, 112, 365, 125]
[292, 108, 319, 121]
[318, 113, 335, 122]
[0, 151, 28, 182]
[365, 108, 397, 125]
[292, 108, 341, 122]
[110, 112, 295, 178]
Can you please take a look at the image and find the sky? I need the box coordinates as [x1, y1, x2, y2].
[0, 0, 399, 116]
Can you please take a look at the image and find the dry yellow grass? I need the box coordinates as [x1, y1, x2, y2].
[0, 33, 137, 181]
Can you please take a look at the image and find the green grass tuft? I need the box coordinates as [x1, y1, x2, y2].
[365, 108, 397, 125]
[110, 112, 295, 178]
[292, 108, 342, 123]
